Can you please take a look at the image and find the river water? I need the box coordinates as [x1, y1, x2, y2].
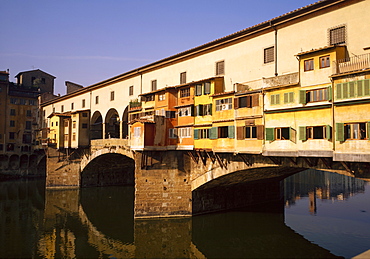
[0, 169, 369, 258]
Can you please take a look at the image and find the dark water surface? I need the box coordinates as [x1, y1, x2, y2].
[0, 169, 369, 258]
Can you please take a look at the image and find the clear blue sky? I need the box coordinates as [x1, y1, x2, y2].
[0, 0, 315, 95]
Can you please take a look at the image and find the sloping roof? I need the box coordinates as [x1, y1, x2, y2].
[15, 69, 56, 79]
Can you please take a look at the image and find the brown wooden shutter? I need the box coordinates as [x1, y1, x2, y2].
[246, 95, 252, 108]
[257, 125, 264, 140]
[237, 126, 245, 140]
[252, 94, 259, 107]
[234, 97, 239, 109]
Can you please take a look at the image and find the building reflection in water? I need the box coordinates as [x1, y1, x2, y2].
[1, 169, 367, 258]
[284, 169, 366, 215]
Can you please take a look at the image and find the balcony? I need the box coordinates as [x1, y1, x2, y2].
[333, 53, 370, 75]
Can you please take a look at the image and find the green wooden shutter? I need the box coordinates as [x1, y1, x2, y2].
[367, 122, 370, 141]
[271, 95, 275, 105]
[336, 83, 342, 99]
[290, 127, 296, 143]
[194, 129, 199, 140]
[336, 123, 345, 141]
[357, 80, 364, 97]
[349, 81, 355, 98]
[299, 90, 306, 104]
[327, 86, 332, 101]
[326, 125, 332, 140]
[265, 128, 275, 141]
[209, 103, 212, 115]
[210, 127, 218, 139]
[364, 79, 370, 96]
[284, 93, 289, 103]
[228, 125, 235, 138]
[276, 94, 280, 105]
[299, 126, 307, 141]
[342, 82, 348, 99]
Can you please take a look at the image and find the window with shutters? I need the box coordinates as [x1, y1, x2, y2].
[203, 104, 212, 116]
[10, 120, 15, 127]
[129, 85, 134, 96]
[195, 84, 202, 96]
[61, 105, 64, 112]
[264, 46, 274, 64]
[218, 126, 231, 138]
[319, 56, 330, 68]
[178, 127, 192, 138]
[180, 72, 186, 84]
[82, 99, 86, 108]
[165, 111, 176, 118]
[158, 93, 165, 101]
[25, 121, 32, 130]
[216, 61, 225, 75]
[95, 96, 99, 104]
[151, 80, 157, 91]
[306, 88, 329, 103]
[82, 123, 88, 129]
[194, 128, 210, 139]
[110, 91, 115, 101]
[178, 106, 192, 117]
[344, 123, 368, 140]
[143, 94, 154, 102]
[270, 94, 280, 105]
[336, 79, 370, 99]
[304, 59, 314, 71]
[10, 109, 16, 116]
[215, 98, 232, 111]
[284, 92, 294, 103]
[329, 25, 346, 45]
[276, 127, 290, 140]
[300, 125, 331, 140]
[204, 82, 211, 95]
[180, 88, 190, 98]
[71, 103, 74, 110]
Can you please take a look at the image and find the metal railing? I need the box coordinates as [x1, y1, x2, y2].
[334, 53, 370, 74]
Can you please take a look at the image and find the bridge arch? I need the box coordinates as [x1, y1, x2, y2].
[105, 108, 120, 139]
[122, 106, 129, 139]
[91, 111, 103, 140]
[80, 153, 135, 187]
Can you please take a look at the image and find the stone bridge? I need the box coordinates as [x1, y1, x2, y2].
[46, 139, 370, 218]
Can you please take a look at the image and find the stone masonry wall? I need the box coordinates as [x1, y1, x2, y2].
[134, 151, 192, 218]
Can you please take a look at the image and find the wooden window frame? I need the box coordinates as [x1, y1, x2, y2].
[151, 80, 157, 91]
[180, 72, 186, 84]
[110, 91, 115, 101]
[215, 61, 225, 76]
[129, 85, 134, 96]
[180, 88, 190, 98]
[304, 59, 314, 71]
[319, 55, 330, 68]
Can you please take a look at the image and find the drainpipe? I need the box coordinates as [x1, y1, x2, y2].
[330, 77, 335, 154]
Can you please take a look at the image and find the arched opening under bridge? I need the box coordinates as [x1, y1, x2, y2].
[192, 166, 305, 215]
[91, 111, 103, 140]
[80, 153, 135, 187]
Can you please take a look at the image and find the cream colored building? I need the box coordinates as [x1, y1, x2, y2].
[40, 0, 370, 161]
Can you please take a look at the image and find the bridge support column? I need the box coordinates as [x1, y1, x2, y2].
[134, 151, 192, 218]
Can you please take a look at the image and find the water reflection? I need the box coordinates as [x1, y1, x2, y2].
[0, 169, 368, 258]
